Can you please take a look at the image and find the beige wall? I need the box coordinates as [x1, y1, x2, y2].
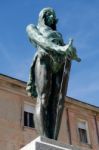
[0, 74, 99, 150]
[65, 97, 99, 150]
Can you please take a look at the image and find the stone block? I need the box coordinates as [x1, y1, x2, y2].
[20, 136, 81, 150]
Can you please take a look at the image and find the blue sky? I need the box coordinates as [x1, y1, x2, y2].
[0, 0, 99, 106]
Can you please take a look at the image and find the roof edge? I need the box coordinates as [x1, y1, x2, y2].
[0, 73, 98, 112]
[66, 96, 99, 113]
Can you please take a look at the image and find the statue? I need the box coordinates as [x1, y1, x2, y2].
[26, 7, 81, 140]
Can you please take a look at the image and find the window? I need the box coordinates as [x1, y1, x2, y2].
[24, 103, 35, 128]
[77, 120, 90, 144]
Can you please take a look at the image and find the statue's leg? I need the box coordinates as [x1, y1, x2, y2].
[53, 60, 72, 139]
[34, 56, 52, 137]
[49, 66, 65, 139]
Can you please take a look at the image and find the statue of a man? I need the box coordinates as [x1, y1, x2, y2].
[26, 7, 81, 140]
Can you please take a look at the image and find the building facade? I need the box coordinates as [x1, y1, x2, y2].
[0, 74, 99, 150]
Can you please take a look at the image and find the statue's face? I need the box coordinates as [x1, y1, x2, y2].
[44, 10, 58, 30]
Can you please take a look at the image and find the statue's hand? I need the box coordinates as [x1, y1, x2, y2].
[68, 38, 73, 47]
[63, 38, 73, 52]
[62, 39, 81, 62]
[68, 46, 81, 62]
[76, 57, 81, 62]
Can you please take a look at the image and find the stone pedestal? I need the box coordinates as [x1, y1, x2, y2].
[20, 136, 81, 150]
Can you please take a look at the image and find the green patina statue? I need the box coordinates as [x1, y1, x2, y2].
[26, 7, 81, 140]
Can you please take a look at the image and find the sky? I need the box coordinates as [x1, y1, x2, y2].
[0, 0, 99, 106]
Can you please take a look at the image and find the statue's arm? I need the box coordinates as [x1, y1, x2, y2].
[26, 24, 70, 54]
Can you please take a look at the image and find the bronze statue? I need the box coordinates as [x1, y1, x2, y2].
[26, 7, 81, 140]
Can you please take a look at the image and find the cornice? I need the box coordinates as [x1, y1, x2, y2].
[65, 96, 99, 113]
[0, 74, 99, 113]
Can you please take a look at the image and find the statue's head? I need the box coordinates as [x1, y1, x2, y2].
[38, 7, 58, 30]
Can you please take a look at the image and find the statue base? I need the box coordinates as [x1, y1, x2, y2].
[20, 136, 81, 150]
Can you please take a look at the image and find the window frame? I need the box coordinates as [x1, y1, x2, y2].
[23, 102, 35, 129]
[77, 119, 90, 145]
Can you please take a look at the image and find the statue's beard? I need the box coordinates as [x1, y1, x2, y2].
[45, 19, 57, 30]
[49, 23, 56, 30]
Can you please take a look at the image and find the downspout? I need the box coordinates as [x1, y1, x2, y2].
[94, 114, 99, 143]
[66, 107, 72, 145]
